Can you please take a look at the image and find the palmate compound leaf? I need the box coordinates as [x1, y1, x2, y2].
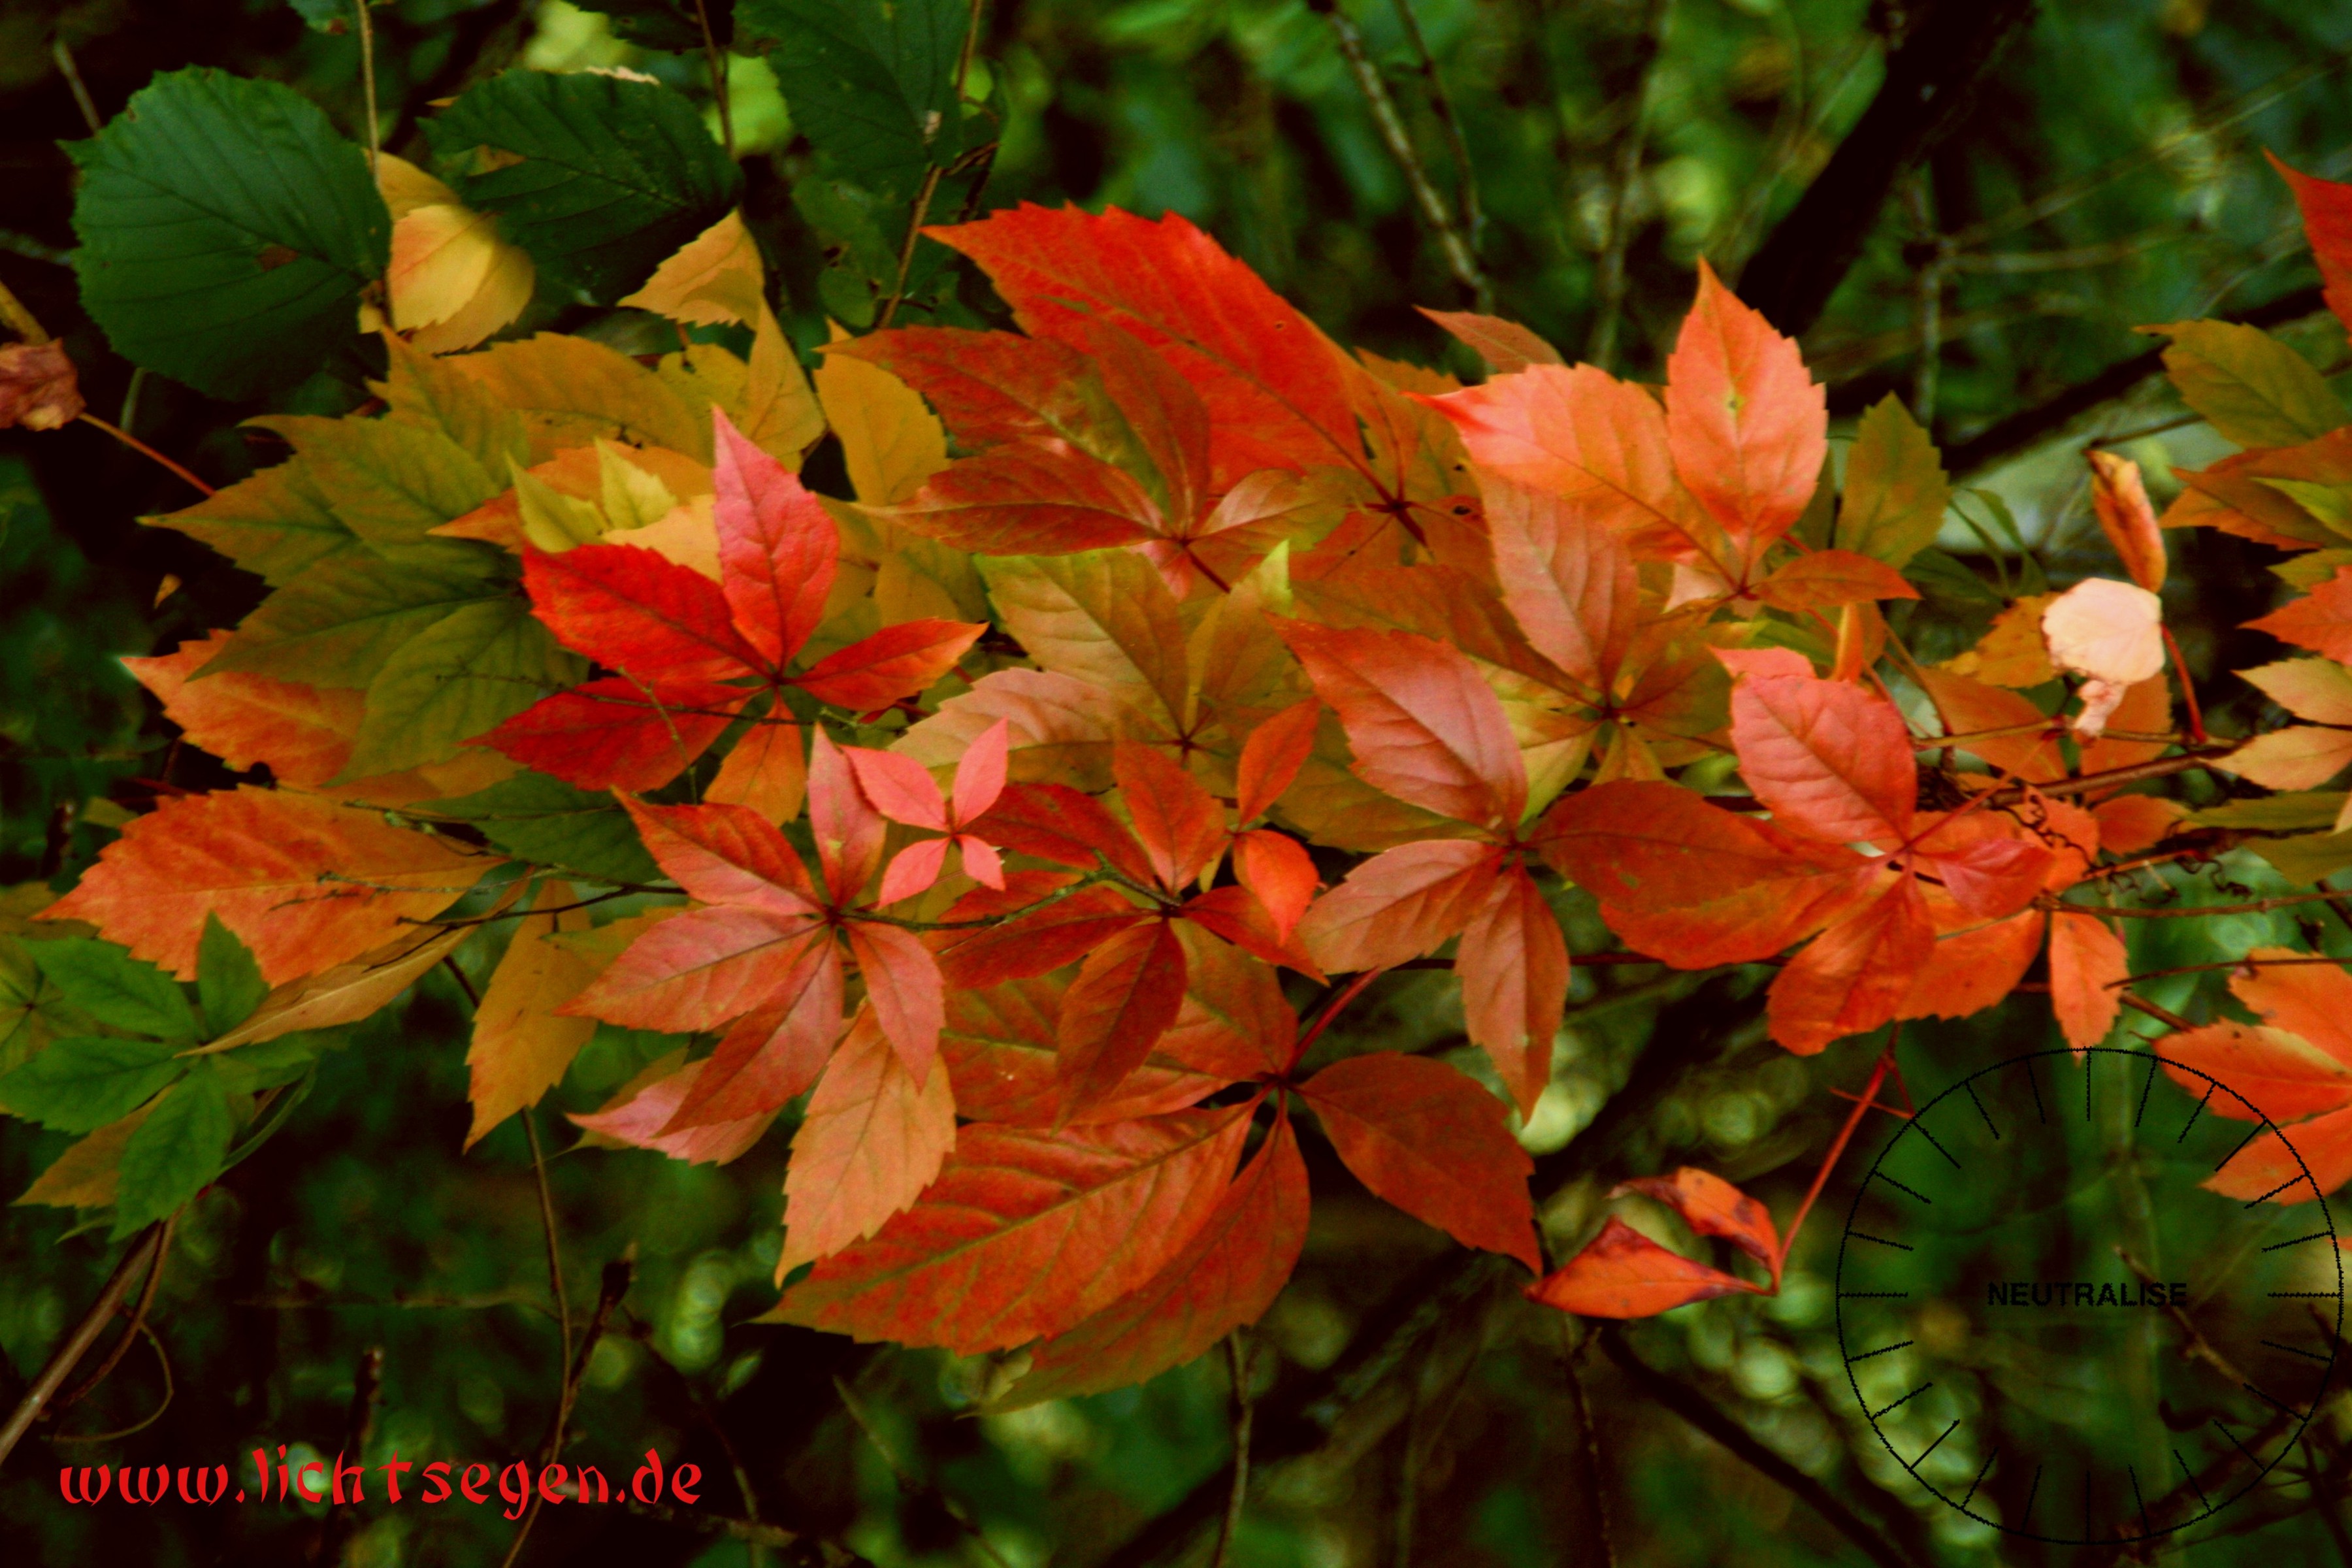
[69, 69, 389, 399]
[992, 1110, 1309, 1409]
[41, 787, 494, 985]
[1298, 1052, 1540, 1271]
[760, 1103, 1253, 1353]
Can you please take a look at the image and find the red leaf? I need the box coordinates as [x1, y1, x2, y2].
[998, 1109, 1308, 1406]
[795, 618, 985, 710]
[621, 796, 817, 911]
[564, 907, 825, 1035]
[523, 543, 763, 681]
[951, 719, 1012, 825]
[1297, 838, 1502, 974]
[2204, 1104, 2352, 1205]
[660, 939, 843, 1128]
[1525, 1215, 1761, 1318]
[845, 747, 949, 830]
[1159, 926, 1297, 1080]
[1899, 909, 2043, 1022]
[569, 1053, 777, 1166]
[1536, 780, 1867, 915]
[1482, 477, 1639, 696]
[968, 782, 1155, 887]
[1730, 670, 1916, 847]
[1914, 820, 2053, 920]
[480, 678, 742, 791]
[808, 728, 886, 906]
[943, 974, 1230, 1126]
[1765, 877, 1935, 1054]
[1235, 698, 1321, 824]
[713, 408, 836, 667]
[1299, 1051, 1540, 1271]
[1454, 865, 1567, 1119]
[2049, 911, 2127, 1055]
[2247, 565, 2352, 662]
[1177, 885, 1324, 979]
[929, 204, 1362, 488]
[1058, 919, 1189, 1121]
[884, 444, 1160, 555]
[877, 837, 950, 906]
[1114, 742, 1227, 892]
[762, 1105, 1252, 1353]
[845, 921, 945, 1085]
[1279, 621, 1527, 829]
[1233, 828, 1318, 942]
[1613, 1168, 1779, 1271]
[831, 326, 1098, 450]
[2159, 1021, 2352, 1124]
[1665, 259, 1826, 549]
[2271, 151, 2352, 335]
[780, 1005, 957, 1276]
[936, 886, 1149, 988]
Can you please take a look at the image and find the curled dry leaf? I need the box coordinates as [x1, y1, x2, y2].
[2040, 578, 2166, 739]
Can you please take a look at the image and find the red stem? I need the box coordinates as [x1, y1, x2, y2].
[1286, 968, 1386, 1073]
[1772, 1039, 1899, 1286]
[2160, 625, 2206, 745]
[77, 414, 214, 497]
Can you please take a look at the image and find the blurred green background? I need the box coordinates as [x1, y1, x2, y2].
[12, 0, 2352, 1563]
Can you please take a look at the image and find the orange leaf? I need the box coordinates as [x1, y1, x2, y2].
[1057, 920, 1189, 1122]
[942, 973, 1230, 1126]
[2089, 794, 2180, 856]
[2204, 1105, 2352, 1205]
[1665, 260, 1827, 549]
[780, 1005, 957, 1277]
[845, 921, 944, 1085]
[464, 879, 598, 1149]
[935, 884, 1148, 988]
[1279, 621, 1527, 830]
[1615, 1168, 1779, 1270]
[2048, 911, 2126, 1055]
[1765, 877, 1935, 1054]
[1898, 909, 2043, 1023]
[1526, 1215, 1762, 1318]
[41, 786, 491, 984]
[1453, 865, 1567, 1118]
[1482, 476, 1639, 696]
[966, 782, 1156, 887]
[1113, 742, 1227, 892]
[762, 1104, 1252, 1353]
[2086, 450, 2167, 592]
[706, 713, 808, 823]
[1299, 1051, 1540, 1270]
[1729, 668, 1916, 847]
[713, 408, 836, 666]
[569, 1051, 778, 1166]
[808, 728, 887, 905]
[1749, 548, 1920, 613]
[1235, 698, 1321, 825]
[1415, 308, 1563, 375]
[661, 942, 844, 1130]
[2271, 151, 2352, 335]
[1159, 926, 1298, 1080]
[2249, 566, 2352, 664]
[795, 617, 985, 711]
[1233, 828, 1318, 943]
[996, 1108, 1307, 1407]
[2229, 947, 2352, 1068]
[1297, 838, 1502, 974]
[122, 630, 363, 787]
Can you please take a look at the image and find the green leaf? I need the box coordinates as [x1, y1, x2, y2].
[197, 915, 269, 1039]
[2148, 319, 2349, 449]
[2187, 791, 2347, 830]
[2275, 548, 2352, 590]
[114, 1064, 235, 1237]
[68, 68, 389, 399]
[204, 555, 506, 688]
[743, 0, 968, 198]
[340, 598, 587, 779]
[372, 339, 534, 476]
[1901, 547, 2002, 608]
[29, 939, 199, 1041]
[0, 1036, 188, 1133]
[2258, 478, 2352, 543]
[1840, 397, 1950, 570]
[428, 771, 662, 885]
[140, 453, 361, 589]
[427, 69, 741, 301]
[574, 0, 727, 52]
[2251, 829, 2352, 887]
[253, 416, 506, 556]
[211, 1034, 323, 1097]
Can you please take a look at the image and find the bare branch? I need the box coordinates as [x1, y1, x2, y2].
[0, 1225, 167, 1468]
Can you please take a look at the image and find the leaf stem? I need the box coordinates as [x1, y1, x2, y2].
[74, 413, 214, 495]
[54, 1211, 176, 1416]
[351, 0, 379, 176]
[51, 33, 101, 137]
[1772, 1036, 1899, 1282]
[693, 0, 733, 159]
[0, 1224, 167, 1468]
[1289, 967, 1388, 1071]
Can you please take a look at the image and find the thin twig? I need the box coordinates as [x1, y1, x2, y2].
[55, 1211, 176, 1413]
[875, 0, 986, 329]
[1597, 1329, 1910, 1568]
[0, 273, 50, 344]
[1386, 0, 1487, 308]
[1587, 0, 1668, 368]
[1211, 1333, 1254, 1568]
[834, 1376, 1014, 1568]
[2115, 1246, 2249, 1385]
[76, 414, 214, 495]
[0, 1226, 166, 1468]
[2110, 954, 2349, 988]
[2077, 888, 2352, 921]
[1560, 1326, 1617, 1568]
[46, 1324, 172, 1445]
[1978, 745, 2238, 806]
[52, 33, 102, 135]
[352, 0, 379, 176]
[694, 0, 734, 159]
[1312, 0, 1487, 308]
[2119, 992, 2195, 1033]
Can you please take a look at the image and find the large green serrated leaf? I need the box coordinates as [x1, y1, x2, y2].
[1840, 396, 1950, 570]
[114, 1064, 235, 1236]
[743, 0, 967, 197]
[69, 68, 389, 399]
[0, 1036, 188, 1133]
[427, 69, 740, 301]
[340, 598, 586, 779]
[2149, 319, 2349, 449]
[29, 939, 199, 1041]
[205, 555, 505, 687]
[427, 772, 661, 885]
[141, 453, 361, 588]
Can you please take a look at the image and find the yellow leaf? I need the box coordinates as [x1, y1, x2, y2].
[16, 1103, 157, 1208]
[658, 302, 825, 464]
[1940, 593, 2059, 688]
[449, 334, 710, 459]
[815, 326, 948, 506]
[389, 204, 503, 331]
[619, 210, 766, 326]
[597, 439, 678, 529]
[513, 462, 610, 551]
[465, 879, 599, 1149]
[603, 494, 719, 581]
[374, 152, 459, 217]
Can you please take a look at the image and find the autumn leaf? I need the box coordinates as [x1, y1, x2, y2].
[780, 1005, 957, 1277]
[1416, 308, 1563, 375]
[1526, 1215, 1763, 1318]
[2086, 451, 2167, 592]
[463, 879, 598, 1149]
[1665, 259, 1827, 551]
